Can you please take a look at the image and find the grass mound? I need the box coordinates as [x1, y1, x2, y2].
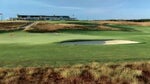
[97, 21, 150, 26]
[0, 62, 149, 84]
[0, 21, 31, 32]
[1, 21, 149, 33]
[24, 21, 127, 32]
[24, 22, 91, 32]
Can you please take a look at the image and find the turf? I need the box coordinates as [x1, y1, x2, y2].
[0, 23, 150, 67]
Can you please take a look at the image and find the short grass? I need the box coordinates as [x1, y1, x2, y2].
[0, 23, 150, 67]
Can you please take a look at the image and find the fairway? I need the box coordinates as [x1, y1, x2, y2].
[0, 24, 150, 67]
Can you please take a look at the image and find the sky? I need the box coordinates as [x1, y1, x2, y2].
[0, 0, 150, 20]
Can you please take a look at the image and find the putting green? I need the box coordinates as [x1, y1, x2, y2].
[0, 31, 102, 45]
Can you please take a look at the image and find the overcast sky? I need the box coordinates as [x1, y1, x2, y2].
[1, 0, 150, 20]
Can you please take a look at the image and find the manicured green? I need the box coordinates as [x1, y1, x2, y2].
[0, 23, 150, 67]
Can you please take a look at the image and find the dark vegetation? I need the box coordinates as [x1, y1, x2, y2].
[108, 19, 150, 22]
[59, 39, 112, 43]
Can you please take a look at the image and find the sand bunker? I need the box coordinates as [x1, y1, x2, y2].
[104, 40, 139, 45]
[61, 40, 140, 45]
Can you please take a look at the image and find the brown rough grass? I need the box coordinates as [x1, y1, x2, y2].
[24, 22, 90, 32]
[0, 62, 149, 84]
[2, 21, 150, 32]
[0, 21, 31, 32]
[97, 25, 121, 31]
[24, 22, 125, 32]
[96, 21, 150, 26]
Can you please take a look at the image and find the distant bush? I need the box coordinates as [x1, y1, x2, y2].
[108, 19, 150, 22]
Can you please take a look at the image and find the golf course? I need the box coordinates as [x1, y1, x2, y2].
[1, 0, 150, 83]
[0, 21, 150, 83]
[0, 21, 149, 67]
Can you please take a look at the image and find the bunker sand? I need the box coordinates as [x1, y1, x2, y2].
[104, 40, 140, 45]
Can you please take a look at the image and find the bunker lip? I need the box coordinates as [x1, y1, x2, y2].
[60, 39, 140, 45]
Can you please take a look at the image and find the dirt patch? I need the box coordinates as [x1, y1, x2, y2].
[0, 62, 149, 84]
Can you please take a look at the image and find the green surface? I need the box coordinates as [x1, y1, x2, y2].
[0, 23, 150, 67]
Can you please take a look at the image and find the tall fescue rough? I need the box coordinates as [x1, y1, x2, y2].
[24, 22, 90, 32]
[96, 21, 150, 26]
[0, 62, 149, 84]
[24, 22, 126, 32]
[0, 21, 31, 32]
[25, 21, 150, 33]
